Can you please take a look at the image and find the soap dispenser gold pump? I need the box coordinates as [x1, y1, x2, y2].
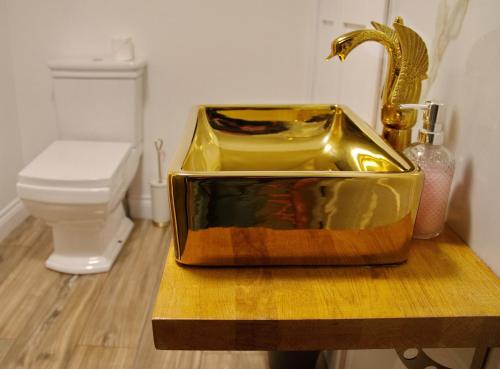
[327, 17, 429, 151]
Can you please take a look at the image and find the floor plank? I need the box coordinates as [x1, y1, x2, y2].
[0, 218, 51, 284]
[0, 273, 106, 369]
[78, 221, 171, 348]
[131, 230, 202, 369]
[66, 346, 136, 369]
[0, 242, 31, 284]
[0, 339, 13, 362]
[0, 218, 272, 369]
[0, 233, 65, 339]
[200, 351, 269, 369]
[0, 217, 50, 247]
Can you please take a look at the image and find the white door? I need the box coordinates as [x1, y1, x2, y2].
[311, 0, 388, 128]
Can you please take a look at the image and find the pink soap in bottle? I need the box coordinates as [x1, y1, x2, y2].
[402, 101, 455, 239]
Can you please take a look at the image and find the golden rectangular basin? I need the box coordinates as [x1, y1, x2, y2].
[169, 105, 423, 266]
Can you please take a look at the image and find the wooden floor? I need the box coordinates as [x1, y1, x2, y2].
[0, 217, 269, 369]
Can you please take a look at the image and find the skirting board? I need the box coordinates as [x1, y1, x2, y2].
[128, 195, 171, 222]
[0, 198, 29, 242]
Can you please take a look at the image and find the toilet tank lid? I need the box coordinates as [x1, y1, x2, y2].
[48, 57, 146, 78]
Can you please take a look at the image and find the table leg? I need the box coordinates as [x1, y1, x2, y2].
[268, 351, 321, 369]
[470, 348, 490, 369]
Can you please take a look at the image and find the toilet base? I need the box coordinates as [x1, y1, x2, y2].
[45, 204, 134, 274]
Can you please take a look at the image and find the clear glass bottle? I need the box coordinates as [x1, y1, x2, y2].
[402, 101, 455, 239]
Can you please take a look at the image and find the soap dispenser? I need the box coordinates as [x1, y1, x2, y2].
[402, 101, 455, 239]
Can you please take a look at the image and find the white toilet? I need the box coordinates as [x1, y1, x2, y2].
[17, 58, 146, 274]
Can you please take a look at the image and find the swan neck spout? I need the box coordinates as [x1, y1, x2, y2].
[327, 17, 429, 150]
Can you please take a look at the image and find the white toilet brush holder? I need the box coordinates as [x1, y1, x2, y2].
[150, 179, 169, 227]
[151, 138, 169, 228]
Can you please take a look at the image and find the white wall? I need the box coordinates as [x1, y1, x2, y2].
[389, 0, 500, 275]
[4, 0, 318, 219]
[0, 0, 23, 208]
[0, 0, 28, 240]
[341, 1, 500, 368]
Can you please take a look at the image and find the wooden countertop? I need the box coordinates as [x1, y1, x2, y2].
[152, 227, 500, 351]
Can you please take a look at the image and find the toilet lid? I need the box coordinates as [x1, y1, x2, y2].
[18, 140, 132, 188]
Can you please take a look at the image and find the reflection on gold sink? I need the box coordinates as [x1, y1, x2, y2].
[169, 105, 423, 266]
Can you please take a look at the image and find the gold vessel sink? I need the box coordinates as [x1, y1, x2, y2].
[169, 105, 423, 266]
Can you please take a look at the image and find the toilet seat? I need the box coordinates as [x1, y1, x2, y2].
[18, 140, 132, 204]
[17, 139, 138, 274]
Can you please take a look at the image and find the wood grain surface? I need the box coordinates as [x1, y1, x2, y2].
[0, 218, 269, 369]
[153, 226, 500, 351]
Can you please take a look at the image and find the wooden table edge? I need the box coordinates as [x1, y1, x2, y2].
[152, 315, 500, 351]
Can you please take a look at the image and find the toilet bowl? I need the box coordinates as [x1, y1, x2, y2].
[18, 140, 140, 274]
[17, 57, 146, 274]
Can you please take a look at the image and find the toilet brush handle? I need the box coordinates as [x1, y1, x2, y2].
[154, 139, 164, 183]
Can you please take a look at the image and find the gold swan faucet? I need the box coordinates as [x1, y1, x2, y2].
[327, 17, 429, 151]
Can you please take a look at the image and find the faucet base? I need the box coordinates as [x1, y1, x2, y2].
[382, 127, 412, 151]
